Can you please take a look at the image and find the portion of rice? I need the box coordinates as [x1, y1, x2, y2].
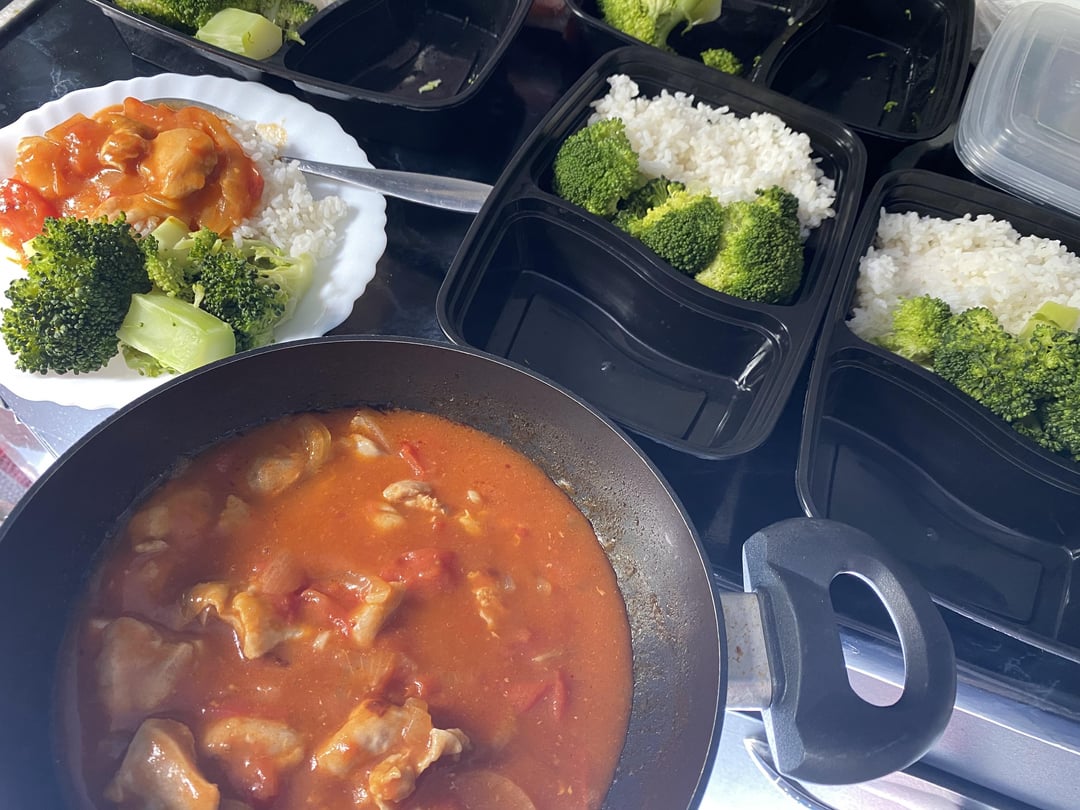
[849, 210, 1080, 340]
[225, 119, 347, 261]
[587, 74, 836, 237]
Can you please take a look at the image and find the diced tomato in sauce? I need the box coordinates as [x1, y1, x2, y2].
[0, 177, 56, 252]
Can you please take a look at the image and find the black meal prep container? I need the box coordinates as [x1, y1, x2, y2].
[799, 168, 1080, 663]
[82, 0, 532, 147]
[436, 45, 866, 460]
[563, 0, 829, 82]
[763, 0, 974, 178]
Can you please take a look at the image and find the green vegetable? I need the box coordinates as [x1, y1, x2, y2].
[195, 8, 283, 59]
[418, 79, 443, 94]
[113, 0, 196, 29]
[117, 292, 236, 375]
[694, 186, 804, 303]
[1019, 300, 1080, 338]
[875, 295, 952, 365]
[552, 117, 642, 218]
[258, 0, 316, 33]
[114, 0, 314, 41]
[624, 189, 726, 275]
[871, 297, 1080, 462]
[883, 100, 899, 112]
[1, 216, 151, 374]
[1038, 395, 1080, 459]
[933, 307, 1038, 423]
[136, 225, 312, 358]
[700, 47, 742, 75]
[611, 176, 686, 230]
[142, 218, 200, 300]
[597, 0, 725, 50]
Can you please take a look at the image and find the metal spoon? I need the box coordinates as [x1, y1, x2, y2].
[148, 97, 492, 213]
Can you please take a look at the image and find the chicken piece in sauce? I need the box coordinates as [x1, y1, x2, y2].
[342, 572, 406, 649]
[95, 617, 199, 731]
[202, 716, 305, 801]
[315, 697, 469, 808]
[138, 127, 219, 200]
[183, 582, 300, 660]
[104, 718, 219, 810]
[7, 97, 262, 239]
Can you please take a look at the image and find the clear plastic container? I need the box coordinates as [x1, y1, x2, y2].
[956, 1, 1080, 218]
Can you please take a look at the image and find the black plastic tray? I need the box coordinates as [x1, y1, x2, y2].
[83, 0, 531, 143]
[764, 0, 974, 143]
[437, 45, 865, 460]
[563, 0, 828, 82]
[798, 169, 1080, 662]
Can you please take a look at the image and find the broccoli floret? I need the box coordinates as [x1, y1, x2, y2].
[1, 216, 151, 374]
[701, 47, 743, 75]
[933, 307, 1038, 423]
[141, 234, 199, 301]
[553, 117, 641, 218]
[1037, 396, 1080, 460]
[115, 0, 223, 31]
[624, 189, 726, 275]
[181, 229, 288, 352]
[258, 0, 316, 32]
[611, 176, 686, 230]
[114, 0, 311, 37]
[598, 0, 725, 50]
[754, 184, 801, 223]
[877, 295, 952, 365]
[693, 188, 804, 303]
[1024, 322, 1080, 401]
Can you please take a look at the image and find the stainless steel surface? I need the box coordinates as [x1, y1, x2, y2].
[746, 737, 1009, 809]
[839, 625, 1080, 810]
[699, 625, 1057, 809]
[719, 591, 774, 710]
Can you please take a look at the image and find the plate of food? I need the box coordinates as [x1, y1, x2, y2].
[0, 72, 387, 410]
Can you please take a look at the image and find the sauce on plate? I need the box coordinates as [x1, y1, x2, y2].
[1, 97, 262, 251]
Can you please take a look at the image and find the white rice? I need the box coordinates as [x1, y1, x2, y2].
[587, 74, 836, 237]
[225, 119, 347, 261]
[849, 210, 1080, 340]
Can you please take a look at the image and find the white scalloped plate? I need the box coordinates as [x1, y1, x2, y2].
[0, 73, 387, 409]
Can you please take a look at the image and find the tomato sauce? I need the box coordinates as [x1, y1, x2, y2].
[62, 409, 634, 810]
[0, 97, 262, 252]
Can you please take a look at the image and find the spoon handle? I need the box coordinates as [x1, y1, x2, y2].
[284, 157, 491, 214]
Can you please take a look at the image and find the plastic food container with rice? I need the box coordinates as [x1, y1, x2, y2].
[437, 45, 865, 460]
[798, 168, 1080, 663]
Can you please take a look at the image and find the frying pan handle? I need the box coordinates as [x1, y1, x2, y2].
[741, 517, 956, 785]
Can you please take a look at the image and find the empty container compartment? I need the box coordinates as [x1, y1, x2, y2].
[766, 0, 973, 141]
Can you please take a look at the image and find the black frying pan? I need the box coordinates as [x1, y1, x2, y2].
[0, 336, 955, 808]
